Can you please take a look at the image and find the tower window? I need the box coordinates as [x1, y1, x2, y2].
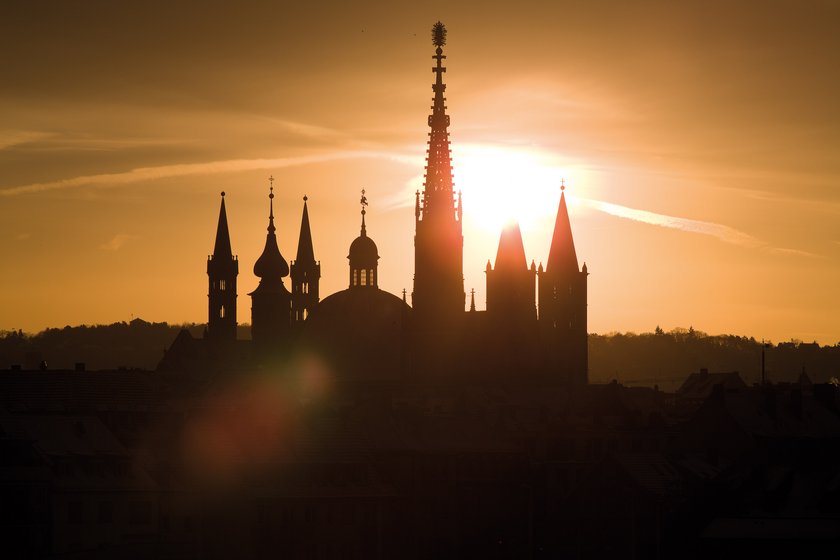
[353, 270, 359, 286]
[361, 270, 368, 286]
[220, 279, 226, 291]
[220, 305, 225, 319]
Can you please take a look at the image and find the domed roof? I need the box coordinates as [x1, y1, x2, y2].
[348, 233, 379, 264]
[253, 185, 289, 279]
[302, 288, 411, 381]
[254, 233, 289, 279]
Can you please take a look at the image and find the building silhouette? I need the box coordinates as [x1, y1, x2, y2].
[206, 192, 238, 342]
[290, 196, 320, 325]
[4, 22, 840, 560]
[194, 22, 589, 386]
[248, 178, 293, 350]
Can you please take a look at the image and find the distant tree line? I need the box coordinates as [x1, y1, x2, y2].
[589, 327, 840, 390]
[2, 321, 838, 388]
[0, 319, 251, 371]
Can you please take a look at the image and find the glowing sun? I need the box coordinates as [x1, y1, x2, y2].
[452, 144, 575, 233]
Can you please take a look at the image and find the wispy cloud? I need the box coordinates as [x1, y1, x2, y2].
[578, 197, 821, 257]
[100, 234, 137, 251]
[766, 247, 823, 259]
[0, 130, 55, 151]
[578, 197, 762, 247]
[0, 150, 409, 197]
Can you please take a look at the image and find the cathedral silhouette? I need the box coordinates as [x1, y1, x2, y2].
[165, 22, 588, 387]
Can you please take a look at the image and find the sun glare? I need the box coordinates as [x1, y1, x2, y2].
[452, 145, 576, 233]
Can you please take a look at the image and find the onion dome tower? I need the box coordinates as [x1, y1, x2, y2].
[206, 192, 239, 341]
[291, 195, 320, 324]
[412, 21, 465, 322]
[249, 176, 293, 347]
[537, 181, 589, 384]
[349, 189, 379, 289]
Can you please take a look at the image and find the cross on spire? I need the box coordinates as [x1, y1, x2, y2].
[267, 175, 276, 230]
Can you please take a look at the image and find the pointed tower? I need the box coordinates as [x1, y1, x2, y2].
[412, 21, 465, 322]
[486, 221, 536, 324]
[249, 177, 293, 347]
[207, 192, 239, 341]
[538, 182, 588, 384]
[291, 195, 320, 324]
[348, 190, 380, 289]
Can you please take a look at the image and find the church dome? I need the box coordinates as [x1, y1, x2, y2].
[253, 184, 289, 279]
[254, 234, 289, 279]
[302, 288, 411, 381]
[348, 233, 379, 265]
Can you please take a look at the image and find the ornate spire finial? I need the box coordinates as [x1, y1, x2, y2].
[303, 194, 308, 202]
[470, 288, 476, 312]
[221, 191, 225, 197]
[267, 176, 275, 232]
[360, 188, 368, 235]
[561, 178, 565, 191]
[432, 21, 447, 47]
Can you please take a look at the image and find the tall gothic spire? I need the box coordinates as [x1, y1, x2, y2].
[291, 194, 320, 325]
[213, 191, 233, 259]
[207, 191, 238, 341]
[546, 182, 579, 274]
[253, 176, 289, 280]
[295, 195, 315, 264]
[413, 21, 465, 319]
[421, 21, 457, 219]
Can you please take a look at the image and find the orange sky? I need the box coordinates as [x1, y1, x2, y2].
[1, 1, 839, 344]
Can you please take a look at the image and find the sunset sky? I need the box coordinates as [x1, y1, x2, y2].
[2, 0, 838, 344]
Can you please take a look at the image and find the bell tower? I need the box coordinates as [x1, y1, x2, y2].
[207, 191, 238, 341]
[291, 195, 320, 324]
[412, 21, 465, 323]
[537, 182, 589, 384]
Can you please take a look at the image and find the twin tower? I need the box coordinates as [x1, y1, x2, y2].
[204, 22, 588, 384]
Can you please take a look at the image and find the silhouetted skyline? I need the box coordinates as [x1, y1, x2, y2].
[1, 1, 839, 345]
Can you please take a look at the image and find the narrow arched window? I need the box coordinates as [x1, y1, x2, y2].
[220, 305, 225, 318]
[361, 270, 368, 286]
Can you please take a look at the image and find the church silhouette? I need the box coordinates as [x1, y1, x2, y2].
[163, 21, 588, 388]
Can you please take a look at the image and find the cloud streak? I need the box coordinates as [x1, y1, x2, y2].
[100, 233, 137, 251]
[578, 197, 762, 247]
[0, 130, 55, 151]
[0, 150, 414, 197]
[579, 197, 821, 257]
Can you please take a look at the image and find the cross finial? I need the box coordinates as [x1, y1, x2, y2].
[269, 175, 275, 198]
[360, 188, 368, 214]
